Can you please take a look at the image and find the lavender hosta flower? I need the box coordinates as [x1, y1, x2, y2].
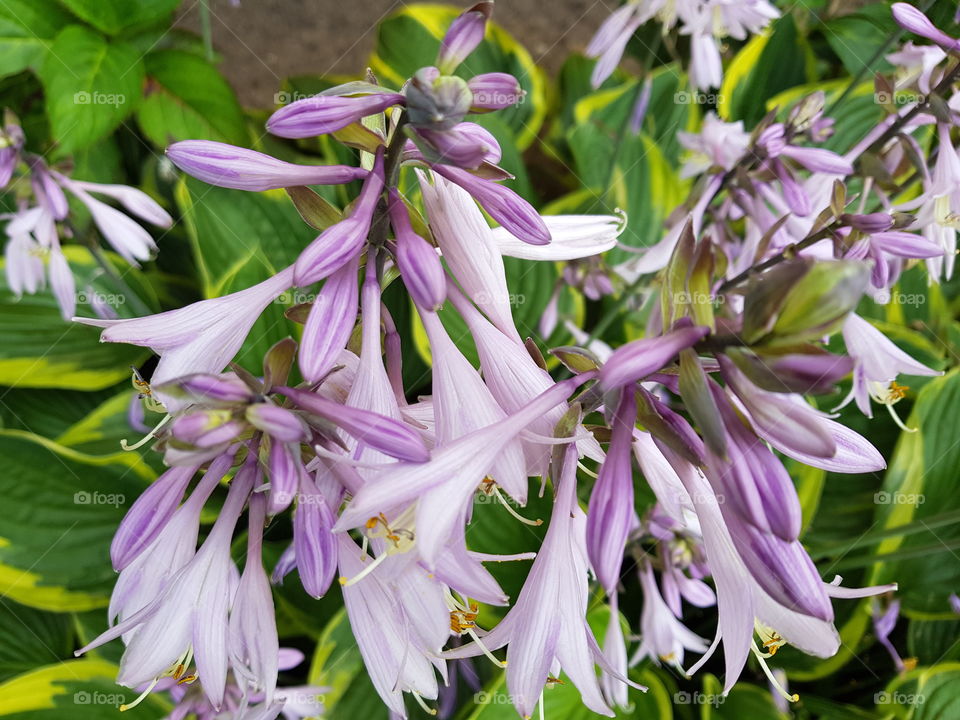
[892, 2, 960, 52]
[334, 374, 595, 565]
[229, 493, 279, 702]
[76, 266, 295, 411]
[678, 113, 751, 178]
[110, 463, 200, 570]
[703, 386, 803, 543]
[78, 469, 255, 711]
[109, 453, 236, 630]
[28, 158, 68, 220]
[447, 285, 601, 476]
[266, 91, 404, 138]
[887, 42, 946, 94]
[445, 444, 636, 718]
[388, 190, 446, 310]
[839, 313, 940, 424]
[293, 151, 384, 286]
[599, 322, 710, 389]
[167, 140, 368, 191]
[431, 164, 551, 245]
[585, 3, 647, 88]
[466, 72, 524, 112]
[490, 212, 624, 260]
[436, 1, 493, 73]
[0, 121, 23, 189]
[337, 533, 441, 716]
[278, 387, 429, 463]
[419, 171, 519, 340]
[587, 390, 638, 595]
[414, 122, 501, 169]
[872, 599, 906, 672]
[630, 561, 708, 671]
[600, 595, 630, 710]
[293, 471, 338, 598]
[4, 229, 44, 297]
[299, 254, 359, 383]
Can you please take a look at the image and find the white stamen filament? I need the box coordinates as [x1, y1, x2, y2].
[339, 550, 389, 586]
[412, 691, 438, 716]
[493, 487, 543, 527]
[120, 413, 171, 451]
[751, 642, 798, 703]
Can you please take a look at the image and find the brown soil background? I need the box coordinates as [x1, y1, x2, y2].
[175, 0, 613, 107]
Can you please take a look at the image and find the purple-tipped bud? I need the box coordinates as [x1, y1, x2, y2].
[601, 322, 710, 388]
[892, 3, 960, 51]
[167, 140, 368, 191]
[267, 92, 404, 138]
[246, 404, 308, 443]
[299, 256, 360, 383]
[405, 68, 473, 131]
[467, 72, 525, 111]
[437, 1, 494, 73]
[293, 477, 338, 598]
[772, 159, 811, 216]
[840, 212, 895, 233]
[170, 410, 244, 447]
[110, 465, 199, 570]
[278, 387, 430, 463]
[871, 230, 945, 258]
[414, 122, 500, 169]
[432, 164, 551, 245]
[268, 442, 298, 514]
[170, 372, 255, 404]
[780, 145, 853, 175]
[388, 190, 446, 310]
[29, 159, 68, 220]
[293, 152, 384, 286]
[586, 390, 636, 594]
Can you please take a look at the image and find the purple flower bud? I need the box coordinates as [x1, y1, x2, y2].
[388, 190, 446, 310]
[780, 145, 853, 175]
[29, 159, 68, 220]
[110, 465, 199, 571]
[405, 68, 473, 131]
[432, 164, 551, 245]
[246, 403, 308, 443]
[268, 442, 299, 514]
[293, 476, 338, 598]
[467, 72, 525, 111]
[167, 140, 368, 190]
[266, 92, 404, 138]
[772, 159, 811, 216]
[414, 122, 501, 169]
[600, 322, 710, 388]
[841, 212, 895, 233]
[294, 151, 384, 286]
[437, 1, 493, 73]
[278, 387, 430, 463]
[174, 372, 255, 404]
[892, 3, 960, 51]
[871, 230, 944, 258]
[170, 410, 244, 447]
[586, 390, 636, 594]
[299, 255, 360, 383]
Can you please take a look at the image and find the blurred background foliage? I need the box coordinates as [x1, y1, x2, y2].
[0, 1, 958, 719]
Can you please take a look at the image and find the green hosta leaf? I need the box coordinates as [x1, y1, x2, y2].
[869, 370, 960, 614]
[881, 663, 960, 720]
[369, 3, 547, 149]
[0, 386, 116, 438]
[38, 26, 143, 155]
[700, 674, 788, 719]
[308, 608, 366, 713]
[137, 50, 246, 147]
[56, 0, 181, 35]
[908, 618, 960, 665]
[0, 249, 147, 391]
[0, 0, 72, 79]
[0, 600, 72, 683]
[0, 659, 168, 718]
[174, 177, 316, 374]
[0, 431, 147, 611]
[823, 4, 897, 78]
[718, 14, 814, 125]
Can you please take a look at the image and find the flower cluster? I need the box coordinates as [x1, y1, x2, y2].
[72, 3, 960, 719]
[1, 111, 172, 319]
